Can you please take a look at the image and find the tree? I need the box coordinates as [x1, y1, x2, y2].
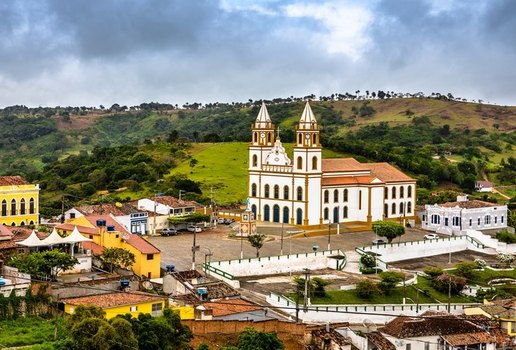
[248, 234, 266, 257]
[355, 279, 380, 299]
[9, 249, 78, 280]
[237, 327, 284, 350]
[372, 221, 405, 243]
[432, 273, 466, 294]
[311, 277, 331, 297]
[98, 247, 135, 273]
[379, 271, 404, 295]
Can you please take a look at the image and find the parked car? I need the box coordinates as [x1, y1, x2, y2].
[160, 228, 177, 236]
[371, 238, 386, 246]
[424, 233, 439, 240]
[217, 218, 225, 224]
[187, 225, 202, 233]
[224, 218, 235, 224]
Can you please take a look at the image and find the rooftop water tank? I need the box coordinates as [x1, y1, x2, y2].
[166, 264, 175, 272]
[0, 278, 6, 286]
[120, 279, 130, 289]
[197, 287, 208, 295]
[96, 219, 106, 227]
[106, 225, 116, 232]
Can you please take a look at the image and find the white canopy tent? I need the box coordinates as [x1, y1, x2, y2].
[17, 230, 46, 247]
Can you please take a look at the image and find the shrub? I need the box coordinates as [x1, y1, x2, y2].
[355, 279, 381, 299]
[423, 266, 444, 279]
[455, 261, 477, 279]
[474, 259, 487, 270]
[496, 230, 516, 244]
[312, 277, 332, 298]
[379, 271, 405, 295]
[498, 253, 515, 267]
[432, 273, 466, 294]
[360, 254, 376, 268]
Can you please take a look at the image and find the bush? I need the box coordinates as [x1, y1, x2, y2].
[496, 230, 516, 244]
[360, 254, 376, 268]
[455, 261, 477, 279]
[355, 279, 381, 299]
[311, 277, 332, 297]
[498, 253, 515, 267]
[379, 271, 405, 295]
[423, 266, 444, 279]
[432, 273, 466, 294]
[474, 259, 487, 270]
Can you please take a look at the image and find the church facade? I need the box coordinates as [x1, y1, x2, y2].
[247, 102, 417, 227]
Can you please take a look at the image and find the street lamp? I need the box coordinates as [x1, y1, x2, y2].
[327, 220, 332, 251]
[203, 248, 213, 276]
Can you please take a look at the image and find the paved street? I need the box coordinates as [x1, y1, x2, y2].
[148, 223, 428, 271]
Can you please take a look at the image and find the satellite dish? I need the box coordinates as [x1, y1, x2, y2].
[142, 281, 153, 290]
[115, 202, 123, 207]
[122, 232, 130, 241]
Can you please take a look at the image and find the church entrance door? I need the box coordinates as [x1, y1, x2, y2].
[273, 205, 280, 223]
[264, 205, 270, 221]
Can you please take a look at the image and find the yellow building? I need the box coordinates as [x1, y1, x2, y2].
[464, 303, 516, 336]
[61, 291, 166, 319]
[57, 215, 161, 279]
[0, 176, 39, 227]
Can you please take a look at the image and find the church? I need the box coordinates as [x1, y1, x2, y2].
[247, 102, 417, 228]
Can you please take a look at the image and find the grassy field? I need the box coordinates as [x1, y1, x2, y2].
[168, 142, 350, 205]
[0, 317, 67, 348]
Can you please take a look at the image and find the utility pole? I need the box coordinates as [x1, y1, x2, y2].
[447, 275, 452, 313]
[303, 268, 311, 312]
[153, 193, 157, 236]
[327, 220, 331, 251]
[192, 227, 198, 270]
[179, 189, 186, 201]
[280, 222, 284, 255]
[61, 194, 65, 223]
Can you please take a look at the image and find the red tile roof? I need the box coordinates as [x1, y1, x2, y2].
[76, 203, 143, 216]
[83, 215, 160, 254]
[203, 298, 262, 317]
[0, 225, 13, 239]
[439, 200, 499, 209]
[368, 332, 396, 350]
[322, 158, 368, 172]
[153, 196, 202, 209]
[380, 312, 485, 338]
[61, 291, 165, 308]
[442, 332, 495, 346]
[0, 176, 29, 186]
[83, 241, 104, 255]
[322, 176, 379, 186]
[362, 163, 414, 182]
[56, 223, 99, 235]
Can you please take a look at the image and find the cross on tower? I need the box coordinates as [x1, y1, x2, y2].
[276, 126, 281, 139]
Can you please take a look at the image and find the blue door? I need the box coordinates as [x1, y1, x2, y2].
[296, 208, 303, 225]
[283, 207, 289, 224]
[333, 207, 339, 223]
[251, 204, 257, 219]
[264, 205, 270, 221]
[273, 205, 280, 223]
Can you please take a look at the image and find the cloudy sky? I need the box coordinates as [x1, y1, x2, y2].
[1, 0, 515, 107]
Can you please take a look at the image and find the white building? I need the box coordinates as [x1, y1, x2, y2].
[247, 102, 416, 227]
[422, 196, 508, 234]
[475, 181, 494, 193]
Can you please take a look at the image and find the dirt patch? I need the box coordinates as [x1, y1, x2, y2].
[52, 112, 105, 131]
[390, 251, 499, 270]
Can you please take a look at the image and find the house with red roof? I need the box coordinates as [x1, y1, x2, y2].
[56, 215, 161, 279]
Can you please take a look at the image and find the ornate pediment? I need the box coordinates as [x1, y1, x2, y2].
[265, 139, 291, 166]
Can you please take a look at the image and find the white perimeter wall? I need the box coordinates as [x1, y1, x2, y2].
[207, 250, 345, 277]
[266, 293, 476, 324]
[361, 236, 489, 263]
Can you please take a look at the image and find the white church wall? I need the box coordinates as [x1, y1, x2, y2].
[307, 176, 322, 225]
[371, 187, 384, 221]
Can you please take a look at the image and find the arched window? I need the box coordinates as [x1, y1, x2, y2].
[253, 132, 257, 143]
[333, 207, 339, 223]
[324, 208, 329, 220]
[334, 189, 339, 203]
[264, 205, 270, 221]
[297, 156, 302, 170]
[264, 185, 270, 198]
[485, 215, 491, 225]
[408, 186, 412, 198]
[274, 185, 279, 199]
[251, 183, 257, 197]
[252, 154, 257, 167]
[273, 205, 280, 222]
[20, 221, 25, 226]
[399, 202, 404, 215]
[267, 133, 271, 143]
[384, 187, 388, 199]
[312, 156, 317, 170]
[343, 206, 348, 219]
[478, 218, 481, 225]
[407, 202, 412, 213]
[283, 186, 289, 199]
[400, 186, 404, 198]
[469, 218, 472, 227]
[296, 208, 303, 225]
[313, 134, 317, 145]
[502, 216, 504, 223]
[343, 189, 348, 202]
[384, 204, 388, 218]
[251, 204, 257, 218]
[298, 134, 302, 145]
[10, 199, 16, 216]
[283, 207, 289, 224]
[391, 203, 396, 215]
[431, 215, 440, 224]
[324, 190, 329, 203]
[20, 199, 25, 215]
[392, 187, 397, 199]
[452, 217, 460, 226]
[297, 187, 303, 201]
[29, 198, 35, 214]
[1, 200, 6, 216]
[29, 220, 34, 226]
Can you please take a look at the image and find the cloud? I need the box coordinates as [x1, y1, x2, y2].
[0, 0, 514, 107]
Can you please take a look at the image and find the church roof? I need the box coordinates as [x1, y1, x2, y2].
[322, 176, 380, 186]
[0, 176, 29, 186]
[255, 102, 271, 127]
[299, 102, 317, 124]
[362, 162, 414, 182]
[322, 158, 369, 172]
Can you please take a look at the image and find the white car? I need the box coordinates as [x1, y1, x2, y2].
[424, 233, 439, 240]
[187, 225, 202, 233]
